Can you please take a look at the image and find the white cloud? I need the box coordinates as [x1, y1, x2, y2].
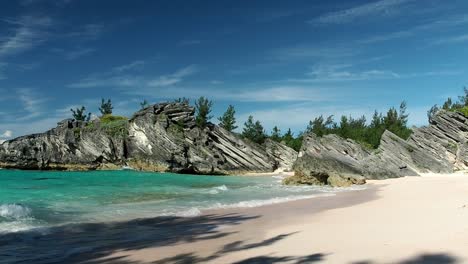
[0, 16, 52, 58]
[69, 64, 198, 89]
[286, 64, 400, 82]
[111, 60, 145, 73]
[273, 45, 357, 61]
[63, 47, 96, 60]
[0, 130, 12, 138]
[16, 88, 48, 121]
[0, 117, 61, 138]
[238, 104, 377, 132]
[310, 0, 413, 25]
[0, 62, 6, 79]
[178, 40, 202, 46]
[360, 14, 468, 44]
[66, 24, 104, 40]
[433, 34, 468, 45]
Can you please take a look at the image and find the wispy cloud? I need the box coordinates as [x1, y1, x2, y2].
[16, 88, 48, 121]
[288, 63, 462, 83]
[0, 62, 7, 80]
[0, 16, 52, 58]
[178, 40, 202, 46]
[111, 60, 145, 73]
[53, 47, 96, 60]
[0, 130, 12, 138]
[66, 23, 104, 40]
[147, 65, 198, 87]
[433, 34, 468, 45]
[20, 0, 73, 6]
[310, 0, 413, 25]
[68, 64, 197, 89]
[273, 45, 357, 61]
[304, 64, 400, 82]
[360, 14, 468, 44]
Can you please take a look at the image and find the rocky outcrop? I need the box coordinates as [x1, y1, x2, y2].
[0, 119, 125, 170]
[0, 102, 296, 175]
[125, 103, 279, 174]
[288, 110, 468, 186]
[264, 139, 298, 171]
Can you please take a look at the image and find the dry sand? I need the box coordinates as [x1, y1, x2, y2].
[100, 173, 468, 264]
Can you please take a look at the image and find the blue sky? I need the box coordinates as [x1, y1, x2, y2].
[1, 0, 468, 140]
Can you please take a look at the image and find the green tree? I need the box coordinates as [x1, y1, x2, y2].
[218, 105, 237, 132]
[281, 128, 303, 151]
[442, 98, 453, 110]
[270, 126, 282, 142]
[458, 87, 468, 107]
[99, 98, 113, 115]
[71, 106, 91, 122]
[306, 115, 334, 137]
[427, 105, 440, 123]
[195, 97, 213, 128]
[242, 115, 266, 144]
[174, 97, 190, 105]
[140, 99, 149, 109]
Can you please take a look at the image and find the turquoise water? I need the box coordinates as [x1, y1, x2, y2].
[0, 170, 363, 233]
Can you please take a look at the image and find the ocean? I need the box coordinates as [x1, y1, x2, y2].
[0, 169, 364, 234]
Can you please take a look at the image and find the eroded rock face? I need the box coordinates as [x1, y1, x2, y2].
[288, 110, 468, 185]
[126, 103, 278, 174]
[264, 139, 298, 172]
[0, 102, 295, 175]
[0, 119, 125, 170]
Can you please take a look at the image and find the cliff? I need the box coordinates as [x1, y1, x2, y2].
[0, 102, 297, 174]
[287, 110, 468, 186]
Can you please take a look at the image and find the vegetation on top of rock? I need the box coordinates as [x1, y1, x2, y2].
[99, 98, 113, 115]
[428, 88, 468, 121]
[269, 127, 303, 152]
[195, 96, 213, 129]
[174, 97, 190, 105]
[306, 101, 412, 149]
[218, 105, 238, 132]
[242, 115, 267, 144]
[140, 99, 149, 109]
[71, 106, 91, 122]
[85, 114, 129, 138]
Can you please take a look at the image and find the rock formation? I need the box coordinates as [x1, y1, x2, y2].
[0, 102, 297, 175]
[286, 110, 468, 186]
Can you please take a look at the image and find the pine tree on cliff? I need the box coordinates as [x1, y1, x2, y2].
[99, 98, 113, 115]
[270, 126, 282, 142]
[140, 99, 149, 109]
[242, 115, 266, 144]
[71, 106, 91, 122]
[195, 97, 213, 128]
[218, 105, 238, 132]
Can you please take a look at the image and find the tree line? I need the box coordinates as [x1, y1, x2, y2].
[428, 88, 468, 122]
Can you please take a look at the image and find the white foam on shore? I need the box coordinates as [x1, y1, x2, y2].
[210, 193, 336, 209]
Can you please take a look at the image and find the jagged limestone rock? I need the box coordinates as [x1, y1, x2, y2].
[264, 139, 298, 172]
[0, 102, 294, 175]
[287, 110, 468, 186]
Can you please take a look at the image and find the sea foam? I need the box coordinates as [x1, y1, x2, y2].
[0, 204, 32, 220]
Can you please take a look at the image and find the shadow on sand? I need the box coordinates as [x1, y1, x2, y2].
[0, 213, 258, 264]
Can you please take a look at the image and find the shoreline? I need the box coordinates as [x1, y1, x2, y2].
[3, 173, 468, 263]
[102, 174, 468, 264]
